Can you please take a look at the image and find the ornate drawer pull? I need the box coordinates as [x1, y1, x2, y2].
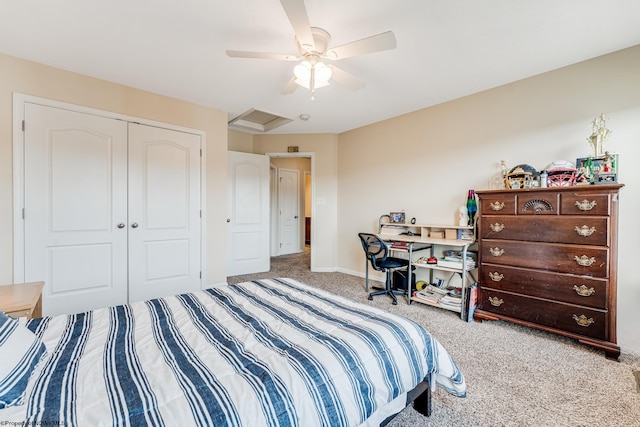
[574, 255, 596, 267]
[575, 225, 596, 237]
[490, 223, 505, 232]
[490, 201, 505, 211]
[575, 199, 597, 211]
[573, 314, 594, 327]
[488, 296, 504, 307]
[489, 247, 504, 257]
[489, 272, 504, 282]
[573, 285, 596, 297]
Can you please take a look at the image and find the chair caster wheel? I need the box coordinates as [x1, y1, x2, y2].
[392, 300, 398, 305]
[368, 295, 373, 301]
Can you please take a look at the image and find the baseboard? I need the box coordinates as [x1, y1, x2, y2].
[310, 267, 338, 273]
[336, 267, 385, 283]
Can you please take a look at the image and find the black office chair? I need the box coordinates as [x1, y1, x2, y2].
[358, 233, 410, 305]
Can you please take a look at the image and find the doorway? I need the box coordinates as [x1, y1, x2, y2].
[267, 152, 314, 271]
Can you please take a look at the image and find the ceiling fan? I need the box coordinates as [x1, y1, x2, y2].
[226, 0, 397, 99]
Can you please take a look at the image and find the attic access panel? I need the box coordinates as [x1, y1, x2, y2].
[228, 108, 293, 132]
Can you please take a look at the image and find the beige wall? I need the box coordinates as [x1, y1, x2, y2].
[253, 134, 338, 271]
[0, 53, 229, 288]
[337, 45, 640, 355]
[228, 129, 254, 152]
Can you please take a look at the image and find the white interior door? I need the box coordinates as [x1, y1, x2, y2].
[278, 168, 300, 255]
[227, 151, 270, 276]
[23, 103, 129, 315]
[127, 123, 202, 302]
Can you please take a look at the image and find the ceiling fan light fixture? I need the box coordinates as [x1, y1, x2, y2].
[294, 61, 311, 81]
[293, 60, 332, 91]
[314, 62, 332, 83]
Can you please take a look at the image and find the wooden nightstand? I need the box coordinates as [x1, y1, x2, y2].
[0, 281, 45, 319]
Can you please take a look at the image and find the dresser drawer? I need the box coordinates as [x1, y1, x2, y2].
[480, 239, 609, 277]
[516, 193, 559, 215]
[480, 216, 609, 246]
[480, 193, 516, 215]
[479, 264, 607, 309]
[560, 192, 611, 216]
[479, 289, 607, 340]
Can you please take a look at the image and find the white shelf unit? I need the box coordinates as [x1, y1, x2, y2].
[378, 222, 477, 319]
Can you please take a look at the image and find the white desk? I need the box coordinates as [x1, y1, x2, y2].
[376, 222, 477, 318]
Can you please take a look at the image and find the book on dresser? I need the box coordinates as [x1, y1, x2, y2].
[473, 184, 623, 360]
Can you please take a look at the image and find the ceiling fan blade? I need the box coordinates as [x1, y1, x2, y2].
[327, 31, 396, 60]
[280, 0, 315, 51]
[226, 50, 299, 61]
[280, 76, 298, 95]
[329, 65, 365, 91]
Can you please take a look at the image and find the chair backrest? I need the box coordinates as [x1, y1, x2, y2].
[358, 233, 389, 272]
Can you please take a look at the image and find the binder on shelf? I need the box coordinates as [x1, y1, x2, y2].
[464, 282, 478, 322]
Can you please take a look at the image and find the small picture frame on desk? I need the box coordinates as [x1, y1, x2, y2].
[389, 212, 405, 223]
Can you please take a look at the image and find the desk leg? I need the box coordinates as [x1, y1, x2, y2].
[407, 244, 413, 305]
[365, 259, 369, 292]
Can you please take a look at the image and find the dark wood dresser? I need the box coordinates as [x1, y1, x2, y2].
[474, 184, 623, 360]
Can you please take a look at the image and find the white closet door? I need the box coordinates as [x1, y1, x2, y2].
[127, 123, 201, 302]
[227, 151, 270, 276]
[23, 103, 128, 315]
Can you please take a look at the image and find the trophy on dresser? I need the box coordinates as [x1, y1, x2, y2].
[587, 113, 611, 157]
[576, 114, 618, 184]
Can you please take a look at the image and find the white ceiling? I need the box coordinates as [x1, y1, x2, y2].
[1, 0, 639, 134]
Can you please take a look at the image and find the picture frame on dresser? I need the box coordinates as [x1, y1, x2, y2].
[576, 153, 618, 185]
[473, 184, 623, 360]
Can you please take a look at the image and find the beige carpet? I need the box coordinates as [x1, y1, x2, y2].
[228, 250, 640, 426]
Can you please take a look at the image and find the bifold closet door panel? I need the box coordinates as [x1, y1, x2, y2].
[23, 103, 129, 316]
[127, 123, 202, 303]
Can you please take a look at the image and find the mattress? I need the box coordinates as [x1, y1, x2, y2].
[0, 278, 466, 426]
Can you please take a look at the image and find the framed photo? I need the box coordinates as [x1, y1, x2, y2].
[389, 211, 405, 224]
[576, 153, 618, 185]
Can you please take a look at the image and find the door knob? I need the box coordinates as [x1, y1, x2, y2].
[117, 223, 125, 229]
[227, 218, 231, 223]
[131, 223, 139, 228]
[294, 216, 298, 219]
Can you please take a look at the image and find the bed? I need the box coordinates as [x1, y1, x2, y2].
[1, 278, 466, 426]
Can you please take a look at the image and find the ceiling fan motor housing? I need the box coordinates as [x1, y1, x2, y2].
[298, 27, 331, 55]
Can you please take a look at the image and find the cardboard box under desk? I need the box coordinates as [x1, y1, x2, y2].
[429, 231, 444, 239]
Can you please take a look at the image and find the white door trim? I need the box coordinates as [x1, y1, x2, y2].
[269, 164, 278, 257]
[265, 152, 315, 271]
[12, 93, 207, 287]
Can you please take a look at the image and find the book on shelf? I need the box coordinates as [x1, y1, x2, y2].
[464, 282, 478, 322]
[456, 229, 475, 240]
[413, 285, 447, 304]
[389, 241, 409, 250]
[413, 291, 442, 304]
[439, 294, 462, 308]
[436, 258, 476, 270]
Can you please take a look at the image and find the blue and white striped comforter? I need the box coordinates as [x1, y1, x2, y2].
[2, 278, 466, 426]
